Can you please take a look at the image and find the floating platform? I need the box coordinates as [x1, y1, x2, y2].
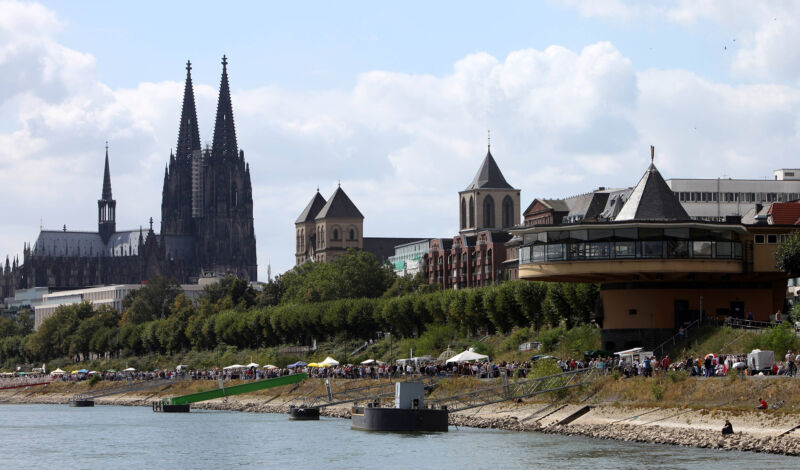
[69, 399, 95, 408]
[152, 401, 190, 413]
[350, 405, 448, 432]
[350, 382, 448, 432]
[288, 405, 320, 420]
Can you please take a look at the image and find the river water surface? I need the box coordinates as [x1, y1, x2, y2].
[1, 404, 797, 469]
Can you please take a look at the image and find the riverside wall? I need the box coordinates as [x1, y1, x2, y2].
[2, 387, 800, 457]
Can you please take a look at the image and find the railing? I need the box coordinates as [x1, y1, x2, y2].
[0, 375, 54, 390]
[651, 319, 701, 359]
[71, 376, 186, 401]
[724, 317, 775, 331]
[427, 368, 595, 413]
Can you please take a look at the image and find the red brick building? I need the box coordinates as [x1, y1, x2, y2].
[424, 145, 520, 289]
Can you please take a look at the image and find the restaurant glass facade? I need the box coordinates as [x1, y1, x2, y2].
[519, 227, 742, 264]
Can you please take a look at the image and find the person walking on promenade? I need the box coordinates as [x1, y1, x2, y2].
[785, 350, 795, 377]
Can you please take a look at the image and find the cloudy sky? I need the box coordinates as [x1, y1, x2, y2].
[2, 0, 800, 278]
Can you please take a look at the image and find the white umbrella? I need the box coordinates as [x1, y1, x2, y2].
[361, 359, 376, 365]
[262, 364, 278, 369]
[123, 367, 136, 372]
[320, 357, 339, 367]
[223, 364, 245, 370]
[245, 362, 260, 368]
[446, 348, 489, 363]
[50, 368, 65, 375]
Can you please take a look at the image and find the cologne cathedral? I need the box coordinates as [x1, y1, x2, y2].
[1, 57, 257, 299]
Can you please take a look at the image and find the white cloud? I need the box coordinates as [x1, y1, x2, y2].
[557, 0, 800, 83]
[2, 1, 800, 278]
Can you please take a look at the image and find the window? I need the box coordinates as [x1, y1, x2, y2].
[715, 242, 732, 258]
[483, 195, 495, 228]
[546, 244, 565, 261]
[767, 234, 778, 244]
[349, 228, 356, 240]
[469, 196, 475, 227]
[754, 234, 765, 244]
[781, 234, 790, 243]
[615, 241, 636, 258]
[502, 195, 515, 228]
[461, 198, 467, 229]
[667, 241, 689, 258]
[640, 241, 663, 258]
[692, 241, 712, 258]
[332, 229, 339, 241]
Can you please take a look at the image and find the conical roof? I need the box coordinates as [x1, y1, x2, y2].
[211, 55, 238, 159]
[615, 162, 689, 221]
[296, 190, 327, 223]
[315, 186, 364, 220]
[465, 149, 513, 190]
[101, 145, 112, 200]
[176, 60, 201, 163]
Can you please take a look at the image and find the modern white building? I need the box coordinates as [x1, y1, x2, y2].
[33, 283, 207, 329]
[666, 169, 800, 221]
[389, 239, 430, 276]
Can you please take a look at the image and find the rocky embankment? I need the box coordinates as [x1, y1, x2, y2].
[3, 389, 799, 456]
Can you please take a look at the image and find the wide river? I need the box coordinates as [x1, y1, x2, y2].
[1, 404, 797, 469]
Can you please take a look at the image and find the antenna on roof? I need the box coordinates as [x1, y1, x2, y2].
[488, 129, 491, 150]
[650, 145, 655, 163]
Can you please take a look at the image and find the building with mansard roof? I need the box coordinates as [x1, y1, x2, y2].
[1, 57, 257, 301]
[513, 147, 798, 352]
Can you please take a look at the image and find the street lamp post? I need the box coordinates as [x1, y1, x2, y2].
[385, 332, 392, 363]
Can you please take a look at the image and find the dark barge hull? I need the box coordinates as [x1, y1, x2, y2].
[152, 402, 190, 413]
[351, 406, 448, 432]
[69, 400, 94, 407]
[289, 406, 320, 420]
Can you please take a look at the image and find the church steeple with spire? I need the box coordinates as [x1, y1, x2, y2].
[211, 55, 238, 160]
[176, 60, 201, 163]
[162, 60, 200, 237]
[98, 142, 117, 243]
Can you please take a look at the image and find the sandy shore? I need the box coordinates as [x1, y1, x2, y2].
[3, 387, 799, 456]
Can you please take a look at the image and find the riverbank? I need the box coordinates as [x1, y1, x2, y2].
[3, 380, 800, 457]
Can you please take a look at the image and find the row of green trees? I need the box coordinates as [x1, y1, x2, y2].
[0, 250, 598, 366]
[8, 282, 596, 364]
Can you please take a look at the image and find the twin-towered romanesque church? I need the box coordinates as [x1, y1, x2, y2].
[1, 57, 257, 300]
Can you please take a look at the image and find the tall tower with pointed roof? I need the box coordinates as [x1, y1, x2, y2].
[194, 56, 257, 279]
[295, 189, 327, 264]
[98, 143, 116, 244]
[458, 142, 520, 235]
[161, 60, 200, 237]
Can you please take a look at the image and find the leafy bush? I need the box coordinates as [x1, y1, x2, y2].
[87, 374, 101, 387]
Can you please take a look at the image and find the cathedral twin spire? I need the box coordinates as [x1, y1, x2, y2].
[175, 60, 201, 163]
[173, 55, 239, 162]
[211, 55, 238, 160]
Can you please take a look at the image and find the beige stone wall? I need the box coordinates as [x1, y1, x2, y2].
[459, 188, 521, 233]
[602, 287, 777, 330]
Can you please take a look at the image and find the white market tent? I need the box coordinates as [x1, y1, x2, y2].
[122, 367, 136, 372]
[223, 364, 246, 370]
[50, 368, 66, 376]
[245, 362, 260, 368]
[320, 357, 339, 367]
[263, 364, 278, 369]
[361, 359, 377, 365]
[446, 349, 489, 363]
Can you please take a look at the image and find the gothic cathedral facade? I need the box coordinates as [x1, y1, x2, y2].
[1, 57, 257, 300]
